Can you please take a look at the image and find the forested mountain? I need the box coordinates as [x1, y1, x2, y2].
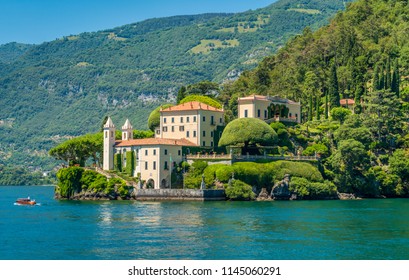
[0, 0, 349, 177]
[219, 0, 409, 197]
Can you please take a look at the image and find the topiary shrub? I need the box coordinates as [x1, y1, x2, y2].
[126, 151, 135, 176]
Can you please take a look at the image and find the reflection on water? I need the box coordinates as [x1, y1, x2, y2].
[2, 186, 409, 260]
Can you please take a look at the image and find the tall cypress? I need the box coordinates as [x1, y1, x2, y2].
[373, 64, 380, 91]
[385, 57, 391, 90]
[325, 91, 329, 119]
[316, 97, 320, 120]
[379, 65, 385, 90]
[392, 59, 400, 98]
[308, 95, 313, 121]
[328, 63, 340, 108]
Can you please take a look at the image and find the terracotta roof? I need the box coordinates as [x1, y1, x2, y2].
[340, 99, 355, 105]
[160, 101, 223, 112]
[115, 138, 197, 147]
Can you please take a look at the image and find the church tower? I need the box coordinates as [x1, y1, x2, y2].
[103, 117, 116, 171]
[122, 119, 133, 141]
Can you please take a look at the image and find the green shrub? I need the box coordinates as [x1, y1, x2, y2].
[303, 143, 329, 157]
[289, 177, 310, 197]
[126, 151, 135, 176]
[56, 167, 84, 198]
[89, 176, 108, 192]
[215, 165, 234, 183]
[80, 170, 99, 189]
[290, 177, 337, 199]
[114, 153, 122, 172]
[225, 180, 255, 200]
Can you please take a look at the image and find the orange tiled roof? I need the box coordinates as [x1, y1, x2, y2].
[115, 138, 197, 147]
[340, 99, 355, 105]
[160, 101, 223, 112]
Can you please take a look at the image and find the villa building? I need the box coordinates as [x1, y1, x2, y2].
[237, 95, 301, 123]
[103, 101, 225, 189]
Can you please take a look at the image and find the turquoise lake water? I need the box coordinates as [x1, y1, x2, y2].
[1, 185, 409, 260]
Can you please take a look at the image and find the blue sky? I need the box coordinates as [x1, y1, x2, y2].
[0, 0, 277, 45]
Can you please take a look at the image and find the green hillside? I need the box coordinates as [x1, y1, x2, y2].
[0, 0, 349, 180]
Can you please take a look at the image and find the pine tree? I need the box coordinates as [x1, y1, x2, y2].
[328, 63, 340, 108]
[386, 57, 391, 90]
[373, 64, 380, 91]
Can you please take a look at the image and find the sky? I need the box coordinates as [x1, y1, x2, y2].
[0, 0, 277, 45]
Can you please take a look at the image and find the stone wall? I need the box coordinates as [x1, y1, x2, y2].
[133, 189, 226, 201]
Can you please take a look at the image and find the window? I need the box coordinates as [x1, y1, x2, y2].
[203, 116, 206, 122]
[220, 118, 222, 123]
[153, 161, 156, 170]
[145, 162, 148, 170]
[211, 141, 214, 147]
[164, 118, 167, 123]
[180, 117, 183, 123]
[164, 161, 168, 170]
[110, 131, 114, 137]
[187, 117, 190, 123]
[171, 126, 174, 132]
[203, 141, 206, 146]
[295, 113, 298, 120]
[211, 116, 214, 125]
[264, 110, 267, 119]
[193, 116, 197, 122]
[203, 131, 206, 137]
[179, 126, 184, 132]
[178, 150, 181, 156]
[105, 131, 108, 138]
[171, 117, 174, 123]
[153, 149, 156, 156]
[156, 129, 160, 135]
[244, 109, 248, 118]
[289, 113, 292, 118]
[193, 130, 197, 137]
[145, 150, 148, 156]
[164, 149, 168, 155]
[186, 131, 190, 138]
[163, 126, 168, 132]
[257, 109, 261, 118]
[211, 131, 214, 137]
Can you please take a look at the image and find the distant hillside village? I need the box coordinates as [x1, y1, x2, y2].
[103, 95, 305, 189]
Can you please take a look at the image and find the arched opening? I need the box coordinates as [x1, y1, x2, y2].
[146, 179, 155, 189]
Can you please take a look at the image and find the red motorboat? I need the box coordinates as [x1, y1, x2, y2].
[15, 197, 36, 205]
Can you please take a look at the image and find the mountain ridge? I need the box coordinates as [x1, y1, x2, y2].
[0, 0, 350, 175]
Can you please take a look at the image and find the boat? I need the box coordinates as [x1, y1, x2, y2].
[15, 197, 36, 206]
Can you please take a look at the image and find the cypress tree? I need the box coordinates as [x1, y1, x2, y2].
[391, 59, 400, 98]
[328, 63, 340, 108]
[176, 86, 187, 104]
[379, 65, 385, 90]
[373, 64, 380, 91]
[308, 95, 313, 121]
[325, 92, 329, 119]
[316, 97, 320, 120]
[386, 57, 391, 90]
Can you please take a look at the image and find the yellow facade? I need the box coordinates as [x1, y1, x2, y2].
[238, 95, 301, 123]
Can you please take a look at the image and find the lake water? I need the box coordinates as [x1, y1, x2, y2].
[1, 185, 409, 260]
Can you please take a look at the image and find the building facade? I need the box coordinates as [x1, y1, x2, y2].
[103, 101, 224, 189]
[157, 101, 225, 148]
[238, 95, 301, 123]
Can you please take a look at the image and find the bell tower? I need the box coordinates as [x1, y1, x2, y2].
[122, 119, 133, 141]
[103, 117, 116, 171]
